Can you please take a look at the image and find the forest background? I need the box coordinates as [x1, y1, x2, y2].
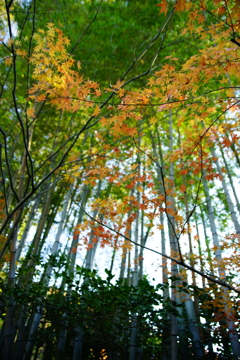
[0, 0, 240, 359]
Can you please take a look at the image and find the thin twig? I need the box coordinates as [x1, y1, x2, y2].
[70, 0, 104, 54]
[75, 201, 240, 294]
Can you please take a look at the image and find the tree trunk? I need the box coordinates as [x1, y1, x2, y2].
[211, 147, 240, 235]
[219, 143, 240, 214]
[129, 178, 140, 360]
[203, 179, 240, 359]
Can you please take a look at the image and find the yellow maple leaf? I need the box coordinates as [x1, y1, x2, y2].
[16, 49, 27, 57]
[111, 79, 125, 89]
[7, 38, 14, 46]
[5, 57, 13, 65]
[26, 107, 35, 118]
[92, 106, 101, 117]
[149, 116, 157, 125]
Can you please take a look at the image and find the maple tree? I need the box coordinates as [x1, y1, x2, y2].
[0, 0, 240, 359]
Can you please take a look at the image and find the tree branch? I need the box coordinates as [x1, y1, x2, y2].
[76, 201, 240, 294]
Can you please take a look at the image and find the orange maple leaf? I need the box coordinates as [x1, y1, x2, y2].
[26, 107, 35, 118]
[155, 1, 168, 15]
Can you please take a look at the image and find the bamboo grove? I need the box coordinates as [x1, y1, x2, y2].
[0, 0, 240, 359]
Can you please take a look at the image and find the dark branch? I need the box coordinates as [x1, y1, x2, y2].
[76, 202, 240, 294]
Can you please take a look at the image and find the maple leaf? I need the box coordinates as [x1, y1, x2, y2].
[179, 184, 186, 193]
[111, 79, 125, 90]
[100, 117, 109, 127]
[127, 126, 137, 137]
[180, 169, 188, 175]
[71, 247, 77, 253]
[5, 57, 13, 65]
[175, 0, 186, 12]
[16, 49, 27, 57]
[7, 38, 14, 46]
[92, 105, 101, 117]
[222, 137, 231, 147]
[158, 104, 167, 112]
[155, 0, 168, 15]
[26, 107, 35, 118]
